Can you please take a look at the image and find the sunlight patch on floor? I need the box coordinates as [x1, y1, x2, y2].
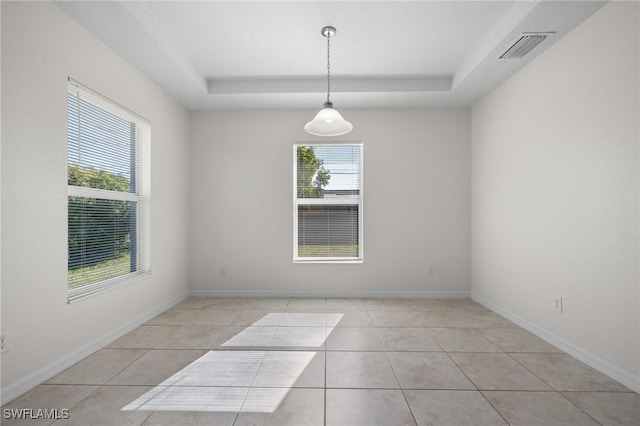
[122, 312, 342, 413]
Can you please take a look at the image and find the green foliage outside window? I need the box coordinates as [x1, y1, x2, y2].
[68, 165, 132, 272]
[296, 146, 330, 198]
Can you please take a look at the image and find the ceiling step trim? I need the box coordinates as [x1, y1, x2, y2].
[207, 76, 452, 95]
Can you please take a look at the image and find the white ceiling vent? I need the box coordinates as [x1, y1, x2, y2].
[500, 33, 555, 59]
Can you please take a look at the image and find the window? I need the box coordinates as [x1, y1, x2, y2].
[294, 143, 363, 262]
[67, 78, 150, 302]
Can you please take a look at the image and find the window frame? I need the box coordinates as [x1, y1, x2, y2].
[66, 78, 151, 302]
[293, 142, 364, 264]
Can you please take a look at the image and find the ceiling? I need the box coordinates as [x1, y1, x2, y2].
[55, 1, 606, 111]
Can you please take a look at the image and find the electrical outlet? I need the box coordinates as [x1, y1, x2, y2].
[427, 266, 435, 276]
[553, 295, 563, 313]
[1, 331, 8, 354]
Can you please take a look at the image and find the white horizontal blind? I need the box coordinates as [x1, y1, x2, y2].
[294, 143, 363, 262]
[67, 79, 150, 302]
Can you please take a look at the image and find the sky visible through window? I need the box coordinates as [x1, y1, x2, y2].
[67, 93, 133, 180]
[312, 145, 360, 192]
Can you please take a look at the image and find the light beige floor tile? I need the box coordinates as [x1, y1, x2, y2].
[192, 309, 242, 325]
[364, 298, 415, 311]
[430, 299, 490, 312]
[172, 298, 216, 310]
[430, 328, 502, 352]
[250, 312, 285, 326]
[326, 351, 399, 388]
[414, 309, 476, 327]
[450, 353, 551, 390]
[462, 310, 516, 328]
[368, 310, 423, 327]
[326, 298, 366, 311]
[326, 327, 383, 350]
[220, 326, 277, 348]
[404, 390, 507, 426]
[426, 311, 506, 328]
[251, 297, 292, 310]
[235, 388, 324, 426]
[143, 410, 237, 426]
[1, 385, 98, 426]
[204, 298, 255, 310]
[55, 385, 153, 426]
[394, 298, 447, 311]
[511, 353, 630, 391]
[334, 310, 374, 327]
[403, 299, 483, 312]
[46, 349, 146, 385]
[219, 325, 327, 350]
[325, 313, 348, 327]
[107, 326, 179, 349]
[285, 298, 327, 312]
[416, 308, 516, 328]
[376, 327, 442, 351]
[153, 351, 263, 387]
[406, 299, 487, 312]
[562, 391, 640, 426]
[207, 298, 289, 310]
[125, 385, 248, 412]
[252, 351, 325, 388]
[277, 312, 335, 326]
[326, 389, 416, 426]
[231, 310, 281, 326]
[478, 328, 562, 353]
[269, 326, 328, 349]
[387, 352, 474, 389]
[154, 325, 243, 349]
[483, 391, 601, 426]
[108, 349, 206, 385]
[145, 309, 200, 326]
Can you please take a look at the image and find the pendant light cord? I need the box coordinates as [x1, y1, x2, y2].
[326, 31, 331, 105]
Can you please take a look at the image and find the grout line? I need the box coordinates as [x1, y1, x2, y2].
[36, 382, 631, 392]
[324, 343, 328, 426]
[233, 352, 266, 424]
[505, 352, 564, 392]
[442, 351, 480, 392]
[555, 392, 607, 426]
[47, 384, 106, 423]
[382, 349, 419, 425]
[231, 402, 241, 425]
[477, 390, 512, 426]
[139, 410, 155, 425]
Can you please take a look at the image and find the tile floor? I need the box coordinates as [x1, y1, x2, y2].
[3, 297, 639, 425]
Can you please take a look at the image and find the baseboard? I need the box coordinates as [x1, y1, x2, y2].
[0, 291, 189, 405]
[471, 292, 640, 393]
[189, 289, 471, 299]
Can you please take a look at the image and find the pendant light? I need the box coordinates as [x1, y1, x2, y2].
[304, 26, 353, 137]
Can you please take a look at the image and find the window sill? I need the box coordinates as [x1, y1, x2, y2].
[294, 259, 364, 264]
[67, 271, 151, 304]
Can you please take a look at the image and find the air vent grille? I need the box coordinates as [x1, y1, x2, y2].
[500, 33, 554, 59]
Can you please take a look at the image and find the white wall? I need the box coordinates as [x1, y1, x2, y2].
[1, 1, 190, 397]
[190, 109, 470, 296]
[471, 1, 639, 388]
